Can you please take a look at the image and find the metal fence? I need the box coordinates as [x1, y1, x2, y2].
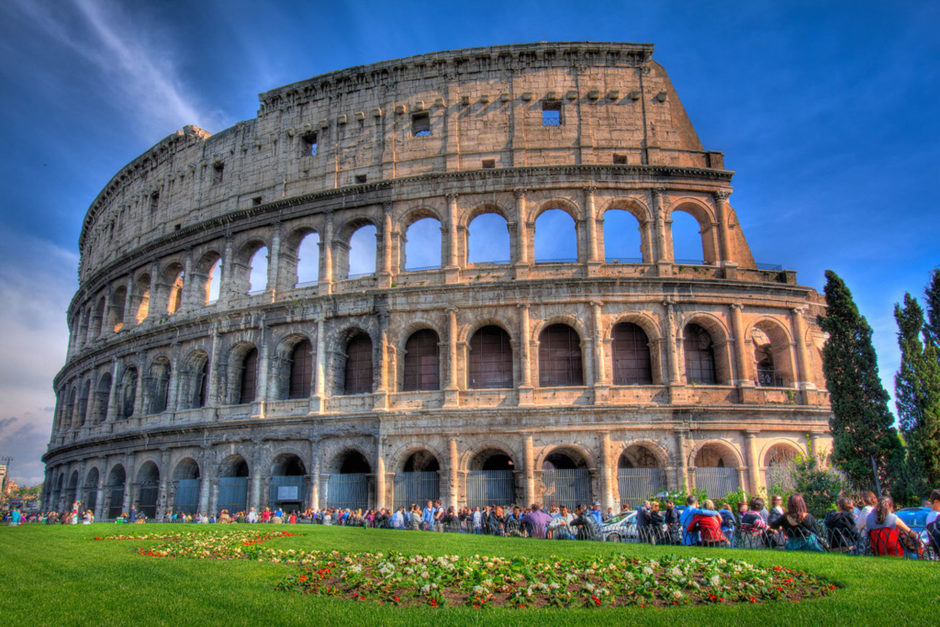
[541, 469, 591, 510]
[138, 483, 159, 519]
[173, 479, 200, 514]
[393, 471, 440, 509]
[83, 487, 97, 514]
[326, 473, 369, 510]
[466, 470, 515, 508]
[217, 477, 248, 514]
[617, 468, 666, 506]
[269, 475, 306, 509]
[694, 467, 739, 498]
[107, 485, 124, 520]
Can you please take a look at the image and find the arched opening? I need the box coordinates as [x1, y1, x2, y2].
[248, 246, 269, 293]
[238, 347, 258, 404]
[468, 325, 513, 389]
[394, 450, 441, 509]
[343, 333, 372, 395]
[693, 444, 740, 499]
[54, 473, 64, 510]
[534, 209, 577, 263]
[295, 232, 320, 287]
[164, 264, 184, 315]
[538, 324, 583, 387]
[617, 445, 665, 507]
[106, 465, 126, 520]
[611, 322, 652, 385]
[751, 321, 795, 388]
[402, 329, 440, 391]
[269, 454, 307, 511]
[119, 367, 137, 419]
[64, 387, 76, 430]
[287, 339, 313, 399]
[404, 217, 442, 270]
[326, 450, 371, 510]
[77, 380, 91, 427]
[147, 358, 170, 414]
[179, 351, 209, 410]
[347, 224, 377, 278]
[603, 209, 643, 263]
[218, 455, 249, 515]
[671, 210, 706, 264]
[134, 274, 150, 324]
[466, 448, 515, 508]
[684, 323, 717, 385]
[83, 468, 99, 514]
[92, 373, 111, 424]
[67, 470, 79, 505]
[467, 212, 510, 264]
[92, 297, 106, 339]
[541, 448, 590, 509]
[206, 257, 221, 304]
[172, 458, 200, 515]
[135, 461, 159, 520]
[110, 286, 126, 332]
[765, 443, 800, 493]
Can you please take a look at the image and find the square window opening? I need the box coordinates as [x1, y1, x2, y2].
[302, 132, 318, 156]
[355, 174, 367, 184]
[213, 162, 224, 184]
[542, 101, 562, 126]
[252, 196, 262, 206]
[482, 159, 496, 169]
[412, 112, 431, 137]
[613, 153, 627, 165]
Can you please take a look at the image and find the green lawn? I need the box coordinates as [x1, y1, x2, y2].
[1, 523, 936, 625]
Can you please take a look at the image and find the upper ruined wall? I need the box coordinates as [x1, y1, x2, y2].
[78, 42, 721, 282]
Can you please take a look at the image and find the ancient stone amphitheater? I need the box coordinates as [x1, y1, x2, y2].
[43, 42, 832, 520]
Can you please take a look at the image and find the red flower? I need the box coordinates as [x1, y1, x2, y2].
[749, 596, 757, 603]
[592, 595, 601, 606]
[299, 575, 307, 582]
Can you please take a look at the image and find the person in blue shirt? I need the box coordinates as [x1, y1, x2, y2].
[589, 501, 603, 526]
[421, 500, 435, 530]
[679, 495, 719, 545]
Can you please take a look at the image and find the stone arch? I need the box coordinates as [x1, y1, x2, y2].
[171, 457, 200, 515]
[135, 460, 160, 519]
[533, 207, 579, 263]
[161, 261, 185, 315]
[82, 466, 100, 513]
[464, 444, 519, 472]
[229, 237, 269, 295]
[538, 444, 594, 470]
[269, 451, 308, 510]
[91, 294, 107, 339]
[92, 371, 112, 424]
[172, 457, 201, 480]
[328, 448, 372, 475]
[539, 445, 593, 509]
[192, 249, 222, 306]
[762, 440, 803, 467]
[334, 326, 373, 396]
[618, 441, 669, 468]
[146, 355, 171, 414]
[109, 285, 127, 332]
[401, 327, 441, 391]
[133, 272, 151, 324]
[536, 321, 584, 387]
[279, 223, 321, 290]
[747, 317, 796, 387]
[691, 440, 744, 469]
[272, 333, 314, 400]
[67, 469, 80, 502]
[669, 199, 718, 265]
[681, 314, 733, 385]
[269, 449, 308, 475]
[337, 216, 378, 280]
[118, 365, 138, 419]
[465, 204, 511, 265]
[64, 385, 77, 430]
[178, 349, 209, 410]
[217, 453, 249, 514]
[465, 321, 514, 389]
[763, 440, 803, 493]
[390, 443, 446, 473]
[226, 341, 259, 404]
[529, 197, 582, 224]
[218, 454, 249, 477]
[105, 464, 126, 520]
[77, 378, 91, 427]
[610, 321, 654, 386]
[402, 214, 443, 271]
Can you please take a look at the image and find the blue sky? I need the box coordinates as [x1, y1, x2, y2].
[0, 0, 937, 484]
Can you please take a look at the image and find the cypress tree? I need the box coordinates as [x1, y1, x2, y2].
[818, 270, 903, 492]
[925, 268, 940, 349]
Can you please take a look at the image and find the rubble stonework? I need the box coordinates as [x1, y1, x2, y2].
[43, 42, 831, 519]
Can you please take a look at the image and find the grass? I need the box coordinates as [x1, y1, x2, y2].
[1, 523, 938, 625]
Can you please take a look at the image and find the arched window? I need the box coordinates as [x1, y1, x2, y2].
[671, 210, 704, 264]
[538, 324, 583, 387]
[77, 380, 91, 426]
[347, 225, 377, 278]
[148, 359, 170, 413]
[248, 247, 268, 293]
[120, 367, 137, 419]
[206, 258, 221, 303]
[110, 286, 127, 332]
[603, 209, 643, 263]
[295, 232, 320, 286]
[611, 323, 652, 385]
[467, 212, 509, 264]
[344, 333, 372, 394]
[134, 274, 150, 324]
[534, 209, 577, 263]
[402, 329, 440, 391]
[468, 325, 513, 388]
[164, 264, 184, 314]
[684, 324, 716, 385]
[93, 373, 112, 424]
[404, 217, 442, 270]
[239, 348, 258, 403]
[288, 339, 313, 399]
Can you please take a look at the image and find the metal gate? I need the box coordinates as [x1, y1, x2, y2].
[174, 479, 200, 514]
[217, 477, 248, 514]
[393, 471, 439, 509]
[138, 483, 159, 519]
[326, 473, 369, 510]
[83, 487, 97, 514]
[107, 485, 124, 520]
[542, 469, 591, 509]
[617, 468, 666, 507]
[466, 470, 515, 508]
[694, 467, 739, 499]
[269, 475, 306, 509]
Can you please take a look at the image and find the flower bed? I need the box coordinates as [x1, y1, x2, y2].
[96, 530, 836, 609]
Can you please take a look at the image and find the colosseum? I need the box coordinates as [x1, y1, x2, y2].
[43, 42, 832, 520]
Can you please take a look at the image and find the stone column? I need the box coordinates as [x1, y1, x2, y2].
[250, 444, 264, 511]
[712, 191, 731, 264]
[166, 342, 181, 412]
[122, 275, 135, 328]
[198, 446, 212, 515]
[445, 194, 459, 282]
[675, 431, 689, 491]
[255, 318, 270, 415]
[267, 221, 281, 299]
[744, 432, 761, 494]
[584, 186, 600, 268]
[523, 435, 535, 506]
[206, 326, 220, 410]
[513, 188, 530, 279]
[309, 440, 320, 510]
[600, 431, 614, 512]
[312, 315, 328, 412]
[375, 437, 387, 509]
[378, 203, 393, 288]
[652, 188, 671, 269]
[94, 458, 106, 521]
[374, 312, 390, 411]
[319, 212, 334, 295]
[181, 248, 194, 310]
[132, 352, 145, 417]
[790, 306, 814, 390]
[448, 437, 459, 508]
[157, 449, 170, 519]
[518, 304, 533, 405]
[591, 301, 608, 392]
[663, 302, 681, 384]
[730, 304, 752, 386]
[106, 358, 121, 423]
[122, 453, 135, 514]
[444, 307, 459, 407]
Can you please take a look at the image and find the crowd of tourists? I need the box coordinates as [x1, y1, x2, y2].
[9, 488, 940, 560]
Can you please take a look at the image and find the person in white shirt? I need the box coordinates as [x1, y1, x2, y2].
[247, 507, 259, 523]
[855, 491, 878, 535]
[926, 489, 940, 527]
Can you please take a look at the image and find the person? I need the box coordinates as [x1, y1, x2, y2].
[548, 505, 576, 540]
[717, 502, 736, 540]
[824, 496, 859, 552]
[855, 491, 877, 536]
[589, 502, 604, 526]
[421, 500, 435, 531]
[924, 489, 940, 554]
[646, 501, 666, 544]
[218, 509, 232, 523]
[738, 496, 770, 549]
[767, 495, 784, 526]
[866, 496, 916, 558]
[572, 504, 602, 541]
[472, 506, 483, 534]
[679, 495, 719, 545]
[663, 500, 680, 543]
[522, 504, 552, 539]
[9, 508, 21, 526]
[247, 507, 259, 523]
[687, 499, 729, 547]
[925, 489, 940, 527]
[635, 501, 650, 542]
[503, 506, 524, 536]
[770, 494, 824, 552]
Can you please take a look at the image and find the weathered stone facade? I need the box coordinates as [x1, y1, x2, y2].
[43, 42, 831, 519]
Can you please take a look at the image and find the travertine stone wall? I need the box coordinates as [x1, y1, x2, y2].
[44, 43, 830, 519]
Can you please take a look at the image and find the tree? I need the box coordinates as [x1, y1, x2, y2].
[818, 270, 903, 493]
[790, 452, 847, 518]
[894, 282, 940, 493]
[924, 269, 940, 349]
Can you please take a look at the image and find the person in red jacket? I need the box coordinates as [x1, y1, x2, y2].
[687, 499, 730, 547]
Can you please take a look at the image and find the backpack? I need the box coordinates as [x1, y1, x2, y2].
[926, 519, 940, 552]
